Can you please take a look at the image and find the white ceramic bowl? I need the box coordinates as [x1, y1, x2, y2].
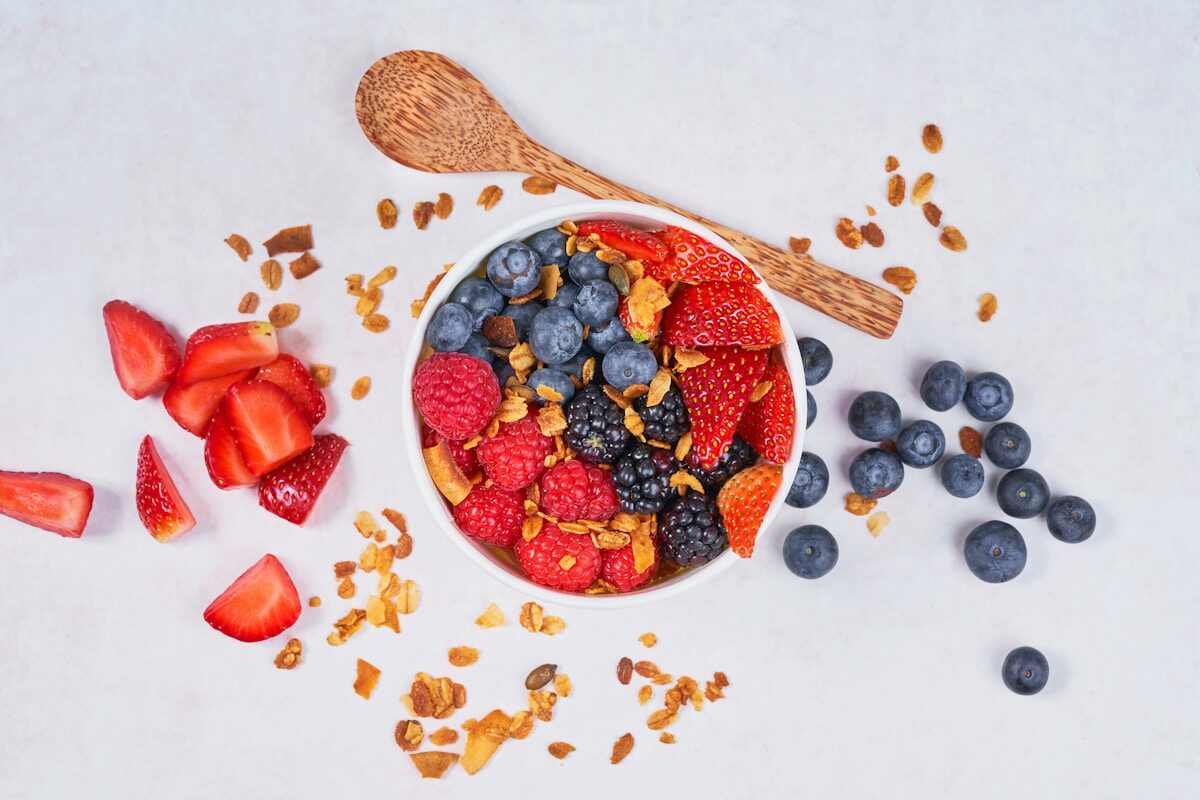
[403, 200, 805, 608]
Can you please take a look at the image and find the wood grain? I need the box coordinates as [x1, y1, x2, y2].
[356, 50, 902, 339]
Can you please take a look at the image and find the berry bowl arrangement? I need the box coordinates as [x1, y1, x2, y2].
[404, 200, 805, 607]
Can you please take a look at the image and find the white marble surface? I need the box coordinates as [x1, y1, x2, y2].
[1, 1, 1197, 797]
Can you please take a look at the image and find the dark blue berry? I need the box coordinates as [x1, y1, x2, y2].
[572, 281, 619, 326]
[602, 342, 658, 391]
[997, 468, 1049, 519]
[849, 448, 904, 499]
[1046, 495, 1096, 543]
[785, 452, 828, 508]
[964, 372, 1014, 422]
[528, 228, 568, 268]
[963, 520, 1027, 583]
[567, 250, 609, 285]
[501, 301, 543, 340]
[797, 337, 833, 385]
[449, 277, 505, 330]
[806, 390, 816, 429]
[941, 454, 984, 498]
[1002, 646, 1049, 695]
[558, 345, 594, 380]
[486, 241, 543, 297]
[547, 282, 579, 310]
[848, 391, 902, 442]
[984, 422, 1031, 469]
[493, 360, 515, 387]
[457, 333, 494, 364]
[660, 493, 728, 566]
[783, 525, 838, 579]
[896, 420, 946, 468]
[588, 318, 630, 354]
[529, 306, 583, 365]
[528, 367, 575, 405]
[427, 303, 473, 352]
[920, 360, 966, 412]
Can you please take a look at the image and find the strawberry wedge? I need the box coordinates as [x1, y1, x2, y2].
[203, 553, 301, 642]
[223, 381, 314, 476]
[737, 363, 796, 464]
[675, 346, 768, 469]
[259, 434, 349, 525]
[136, 435, 196, 542]
[650, 227, 760, 284]
[0, 470, 94, 538]
[204, 407, 258, 490]
[661, 282, 784, 348]
[575, 220, 669, 263]
[163, 369, 256, 437]
[255, 354, 327, 427]
[176, 322, 278, 384]
[102, 300, 181, 399]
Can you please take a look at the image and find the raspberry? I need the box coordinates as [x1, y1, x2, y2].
[580, 464, 619, 521]
[600, 543, 658, 592]
[413, 353, 500, 440]
[422, 423, 480, 478]
[515, 522, 602, 592]
[477, 415, 553, 490]
[539, 461, 590, 521]
[452, 484, 524, 547]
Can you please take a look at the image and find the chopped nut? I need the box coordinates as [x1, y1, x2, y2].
[395, 719, 424, 752]
[461, 709, 510, 775]
[476, 184, 503, 211]
[638, 632, 658, 648]
[885, 155, 899, 172]
[376, 198, 398, 228]
[630, 521, 656, 574]
[879, 438, 898, 453]
[353, 658, 381, 700]
[548, 742, 575, 760]
[413, 201, 434, 230]
[273, 638, 302, 669]
[554, 673, 572, 697]
[410, 752, 458, 780]
[433, 192, 453, 220]
[867, 204, 877, 216]
[519, 601, 544, 633]
[224, 234, 252, 261]
[887, 173, 906, 207]
[617, 656, 633, 685]
[382, 507, 407, 534]
[835, 217, 864, 249]
[308, 596, 321, 607]
[350, 376, 371, 400]
[659, 732, 677, 744]
[978, 292, 998, 322]
[429, 726, 458, 746]
[788, 236, 811, 256]
[326, 608, 366, 646]
[260, 259, 283, 291]
[922, 201, 943, 227]
[845, 493, 878, 516]
[508, 710, 533, 740]
[288, 252, 320, 280]
[237, 292, 259, 314]
[263, 225, 313, 256]
[475, 602, 505, 628]
[334, 560, 357, 579]
[611, 733, 634, 765]
[522, 176, 557, 195]
[861, 222, 885, 248]
[911, 172, 934, 204]
[939, 226, 968, 252]
[638, 685, 653, 705]
[960, 426, 983, 458]
[394, 530, 414, 559]
[882, 266, 917, 295]
[448, 646, 479, 667]
[268, 303, 300, 328]
[922, 123, 943, 154]
[309, 363, 331, 387]
[482, 315, 519, 347]
[867, 511, 891, 538]
[336, 577, 355, 599]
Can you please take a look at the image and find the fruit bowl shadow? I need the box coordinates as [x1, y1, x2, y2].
[403, 200, 806, 608]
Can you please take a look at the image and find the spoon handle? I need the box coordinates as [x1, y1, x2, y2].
[531, 148, 902, 339]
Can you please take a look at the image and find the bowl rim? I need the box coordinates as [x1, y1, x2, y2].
[402, 199, 806, 608]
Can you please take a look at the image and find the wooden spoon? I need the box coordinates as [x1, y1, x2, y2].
[356, 50, 902, 339]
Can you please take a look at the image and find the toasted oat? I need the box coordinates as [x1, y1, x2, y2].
[637, 685, 653, 705]
[273, 638, 302, 669]
[611, 733, 634, 765]
[674, 348, 709, 371]
[674, 432, 693, 461]
[519, 601, 544, 633]
[750, 379, 773, 403]
[911, 173, 934, 204]
[940, 226, 968, 252]
[845, 493, 878, 516]
[978, 292, 998, 322]
[263, 225, 313, 256]
[350, 376, 371, 400]
[448, 646, 479, 667]
[835, 217, 864, 249]
[336, 577, 355, 599]
[308, 596, 321, 607]
[630, 521, 656, 574]
[553, 672, 572, 698]
[659, 732, 676, 744]
[867, 511, 891, 538]
[268, 303, 300, 328]
[508, 710, 533, 740]
[882, 266, 917, 295]
[922, 201, 943, 227]
[356, 287, 382, 317]
[359, 541, 379, 572]
[433, 192, 453, 220]
[237, 292, 259, 314]
[410, 751, 458, 780]
[522, 176, 557, 195]
[861, 222, 885, 248]
[623, 406, 645, 437]
[307, 363, 331, 388]
[395, 719, 424, 752]
[461, 709, 510, 775]
[225, 234, 252, 261]
[362, 313, 390, 333]
[529, 690, 557, 722]
[334, 559, 357, 578]
[428, 727, 458, 747]
[345, 273, 364, 295]
[396, 579, 420, 614]
[354, 510, 379, 538]
[547, 742, 575, 760]
[885, 155, 900, 172]
[617, 656, 633, 685]
[353, 658, 381, 700]
[647, 709, 676, 730]
[260, 259, 283, 291]
[887, 173, 906, 207]
[638, 632, 658, 648]
[867, 204, 877, 216]
[473, 602, 505, 629]
[476, 184, 503, 211]
[634, 660, 660, 678]
[288, 252, 320, 280]
[541, 616, 566, 635]
[959, 426, 983, 458]
[788, 236, 811, 256]
[326, 608, 367, 646]
[922, 123, 943, 154]
[376, 198, 398, 228]
[413, 201, 434, 230]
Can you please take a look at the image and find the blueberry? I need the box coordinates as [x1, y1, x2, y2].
[785, 452, 829, 508]
[941, 454, 984, 498]
[964, 371, 1014, 422]
[1001, 646, 1049, 695]
[848, 391, 902, 442]
[1046, 495, 1096, 543]
[486, 241, 543, 297]
[426, 303, 473, 352]
[806, 390, 816, 429]
[457, 333, 494, 364]
[528, 228, 568, 269]
[984, 422, 1031, 469]
[573, 281, 619, 326]
[501, 301, 543, 341]
[896, 420, 946, 468]
[602, 342, 658, 391]
[493, 360, 515, 387]
[558, 345, 595, 380]
[567, 250, 609, 285]
[797, 337, 833, 385]
[783, 525, 839, 579]
[528, 367, 575, 405]
[529, 306, 583, 365]
[963, 520, 1027, 583]
[920, 360, 967, 412]
[449, 277, 505, 330]
[588, 318, 631, 354]
[996, 468, 1049, 518]
[547, 282, 579, 310]
[849, 448, 904, 499]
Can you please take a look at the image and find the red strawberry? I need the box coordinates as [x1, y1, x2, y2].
[736, 363, 796, 463]
[452, 484, 524, 546]
[650, 226, 760, 284]
[601, 543, 658, 592]
[575, 220, 669, 263]
[0, 470, 93, 538]
[102, 300, 181, 399]
[255, 354, 326, 427]
[163, 369, 255, 437]
[258, 434, 349, 525]
[662, 282, 784, 348]
[421, 423, 481, 480]
[413, 353, 501, 440]
[675, 347, 768, 469]
[136, 435, 196, 542]
[176, 321, 278, 384]
[223, 381, 314, 477]
[580, 463, 619, 521]
[618, 296, 661, 343]
[717, 464, 783, 558]
[514, 522, 602, 592]
[476, 414, 553, 491]
[204, 406, 257, 490]
[203, 553, 301, 642]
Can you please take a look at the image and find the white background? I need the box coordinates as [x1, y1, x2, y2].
[1, 1, 1197, 797]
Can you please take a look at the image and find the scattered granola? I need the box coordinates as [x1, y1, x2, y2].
[960, 426, 983, 458]
[326, 608, 366, 646]
[475, 603, 505, 628]
[638, 685, 653, 705]
[940, 226, 968, 252]
[260, 259, 283, 291]
[429, 727, 459, 746]
[268, 303, 300, 328]
[922, 202, 943, 227]
[885, 155, 900, 172]
[237, 292, 259, 314]
[529, 690, 557, 722]
[835, 217, 864, 249]
[922, 123, 944, 154]
[448, 646, 479, 667]
[433, 192, 454, 220]
[659, 732, 676, 744]
[617, 657, 633, 685]
[911, 173, 935, 204]
[638, 632, 658, 648]
[845, 492, 878, 516]
[882, 267, 917, 295]
[376, 198, 398, 229]
[553, 673, 572, 698]
[788, 236, 811, 256]
[518, 601, 544, 633]
[522, 176, 557, 195]
[525, 663, 557, 690]
[867, 511, 891, 538]
[861, 222, 885, 248]
[353, 658, 381, 700]
[867, 204, 877, 216]
[548, 742, 575, 760]
[508, 711, 533, 740]
[288, 252, 320, 280]
[887, 174, 906, 207]
[410, 752, 458, 780]
[273, 638, 302, 669]
[978, 292, 998, 322]
[369, 265, 397, 288]
[350, 376, 371, 400]
[224, 233, 252, 261]
[461, 709, 510, 775]
[336, 577, 355, 599]
[308, 596, 321, 607]
[263, 225, 313, 256]
[610, 733, 634, 765]
[395, 720, 424, 752]
[409, 672, 468, 720]
[413, 201, 434, 230]
[476, 184, 503, 211]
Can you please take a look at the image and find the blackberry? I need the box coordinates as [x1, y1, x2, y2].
[635, 386, 689, 444]
[612, 443, 676, 515]
[660, 493, 728, 566]
[563, 385, 630, 464]
[686, 435, 756, 490]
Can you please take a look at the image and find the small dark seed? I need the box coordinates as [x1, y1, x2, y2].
[617, 656, 633, 685]
[524, 663, 557, 690]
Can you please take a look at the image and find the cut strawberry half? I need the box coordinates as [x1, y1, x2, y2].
[102, 300, 181, 399]
[203, 553, 301, 642]
[650, 227, 760, 284]
[136, 435, 196, 542]
[575, 220, 669, 263]
[254, 354, 326, 427]
[675, 347, 768, 469]
[176, 322, 278, 384]
[163, 369, 256, 437]
[737, 363, 797, 464]
[662, 282, 784, 348]
[223, 381, 314, 477]
[204, 406, 258, 490]
[0, 470, 94, 538]
[258, 434, 349, 526]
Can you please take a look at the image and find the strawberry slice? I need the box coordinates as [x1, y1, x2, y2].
[163, 369, 255, 437]
[649, 226, 760, 284]
[737, 363, 797, 464]
[203, 553, 301, 642]
[136, 435, 196, 542]
[675, 347, 768, 469]
[254, 354, 326, 427]
[662, 282, 784, 348]
[576, 220, 668, 263]
[717, 464, 782, 558]
[102, 300, 181, 399]
[224, 381, 314, 477]
[617, 296, 661, 343]
[258, 434, 349, 525]
[0, 470, 94, 538]
[204, 406, 258, 490]
[176, 322, 278, 384]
